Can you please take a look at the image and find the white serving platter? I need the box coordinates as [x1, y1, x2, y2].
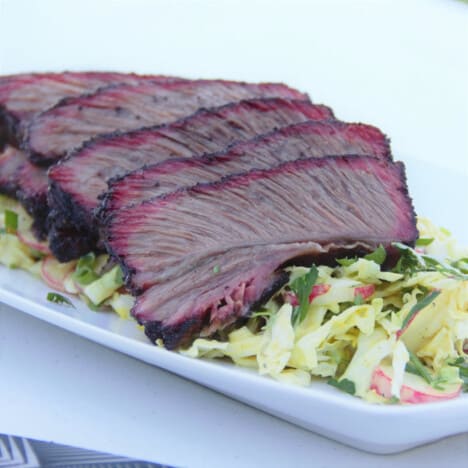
[0, 158, 466, 454]
[0, 0, 467, 455]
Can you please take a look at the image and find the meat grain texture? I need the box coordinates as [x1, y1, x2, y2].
[0, 72, 185, 236]
[102, 119, 390, 216]
[48, 98, 332, 260]
[0, 71, 419, 351]
[105, 156, 417, 349]
[0, 71, 178, 149]
[27, 80, 308, 164]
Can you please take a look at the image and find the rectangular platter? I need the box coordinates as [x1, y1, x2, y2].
[0, 157, 467, 454]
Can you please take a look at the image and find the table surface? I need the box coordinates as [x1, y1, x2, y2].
[0, 0, 467, 466]
[1, 306, 467, 468]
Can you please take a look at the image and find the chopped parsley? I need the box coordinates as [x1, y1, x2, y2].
[327, 377, 356, 395]
[337, 245, 386, 267]
[114, 265, 124, 287]
[405, 351, 433, 385]
[289, 265, 318, 325]
[449, 357, 468, 392]
[392, 242, 468, 280]
[336, 257, 357, 267]
[422, 256, 468, 280]
[415, 237, 434, 247]
[4, 209, 18, 234]
[46, 292, 75, 308]
[364, 245, 386, 265]
[392, 243, 422, 275]
[353, 293, 365, 305]
[399, 289, 441, 332]
[73, 252, 99, 285]
[387, 396, 400, 404]
[250, 309, 274, 319]
[451, 258, 468, 274]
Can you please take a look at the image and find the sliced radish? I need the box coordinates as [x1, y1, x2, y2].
[17, 229, 51, 255]
[284, 283, 331, 306]
[41, 256, 77, 293]
[354, 284, 375, 300]
[284, 291, 299, 306]
[309, 283, 331, 302]
[370, 364, 461, 404]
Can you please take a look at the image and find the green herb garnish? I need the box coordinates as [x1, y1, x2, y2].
[451, 258, 468, 274]
[336, 245, 386, 267]
[114, 265, 124, 287]
[46, 292, 75, 308]
[354, 293, 365, 305]
[250, 309, 274, 319]
[364, 245, 386, 265]
[327, 377, 356, 395]
[449, 357, 468, 392]
[336, 257, 357, 267]
[4, 209, 18, 234]
[405, 351, 433, 384]
[415, 237, 434, 247]
[289, 265, 318, 325]
[392, 243, 422, 275]
[450, 357, 466, 366]
[399, 289, 441, 333]
[387, 396, 400, 404]
[73, 252, 99, 285]
[213, 265, 220, 274]
[392, 242, 468, 280]
[421, 256, 468, 280]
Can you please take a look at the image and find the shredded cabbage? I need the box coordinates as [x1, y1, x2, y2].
[181, 218, 468, 404]
[0, 194, 466, 404]
[0, 195, 131, 318]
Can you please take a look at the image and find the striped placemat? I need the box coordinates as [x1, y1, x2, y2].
[0, 434, 171, 468]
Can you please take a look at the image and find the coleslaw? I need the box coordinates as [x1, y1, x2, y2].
[182, 217, 468, 403]
[0, 195, 134, 318]
[1, 193, 467, 404]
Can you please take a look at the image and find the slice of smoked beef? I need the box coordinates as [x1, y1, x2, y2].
[0, 71, 180, 149]
[48, 98, 333, 261]
[103, 155, 417, 349]
[0, 145, 27, 197]
[27, 80, 308, 165]
[0, 146, 49, 238]
[15, 161, 49, 238]
[102, 119, 391, 216]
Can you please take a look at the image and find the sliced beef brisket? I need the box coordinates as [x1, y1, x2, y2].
[48, 98, 333, 261]
[0, 146, 49, 238]
[0, 71, 420, 353]
[15, 161, 49, 238]
[102, 119, 391, 216]
[27, 80, 308, 165]
[103, 156, 417, 349]
[0, 71, 178, 149]
[0, 145, 27, 197]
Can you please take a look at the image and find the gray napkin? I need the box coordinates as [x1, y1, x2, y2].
[0, 434, 172, 468]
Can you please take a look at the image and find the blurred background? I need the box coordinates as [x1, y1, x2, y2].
[1, 0, 467, 177]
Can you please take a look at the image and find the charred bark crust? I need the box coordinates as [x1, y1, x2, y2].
[47, 181, 101, 261]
